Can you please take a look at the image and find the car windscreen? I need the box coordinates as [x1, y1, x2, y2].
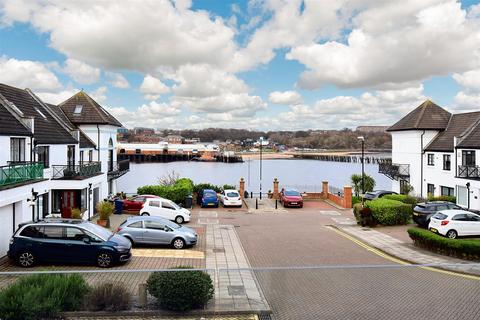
[285, 190, 300, 196]
[432, 213, 448, 220]
[227, 192, 239, 197]
[82, 223, 113, 241]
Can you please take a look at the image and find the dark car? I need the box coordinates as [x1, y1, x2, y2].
[413, 201, 463, 227]
[200, 189, 219, 208]
[8, 219, 131, 268]
[363, 190, 398, 200]
[280, 189, 304, 208]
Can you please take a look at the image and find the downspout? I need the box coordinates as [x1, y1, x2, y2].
[30, 136, 34, 163]
[97, 125, 101, 162]
[420, 130, 425, 197]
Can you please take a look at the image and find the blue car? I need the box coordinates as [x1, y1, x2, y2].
[200, 189, 219, 208]
[8, 219, 131, 268]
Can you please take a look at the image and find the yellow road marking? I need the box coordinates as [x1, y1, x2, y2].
[132, 248, 205, 259]
[326, 226, 480, 281]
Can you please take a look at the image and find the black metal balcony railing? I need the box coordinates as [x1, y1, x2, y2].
[379, 162, 410, 181]
[0, 162, 44, 187]
[52, 162, 102, 180]
[107, 159, 130, 181]
[457, 165, 480, 179]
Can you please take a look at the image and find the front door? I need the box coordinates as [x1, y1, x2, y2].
[61, 191, 77, 218]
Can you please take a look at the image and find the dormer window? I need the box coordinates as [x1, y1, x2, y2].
[74, 105, 83, 115]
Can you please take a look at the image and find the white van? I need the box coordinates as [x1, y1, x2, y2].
[139, 198, 191, 224]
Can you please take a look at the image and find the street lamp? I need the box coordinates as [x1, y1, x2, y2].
[466, 182, 471, 209]
[29, 188, 39, 221]
[259, 136, 263, 200]
[358, 136, 365, 199]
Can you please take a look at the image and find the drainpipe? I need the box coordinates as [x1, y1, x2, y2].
[96, 125, 101, 162]
[420, 130, 425, 197]
[30, 136, 34, 163]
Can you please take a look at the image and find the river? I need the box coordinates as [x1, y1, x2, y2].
[117, 159, 391, 194]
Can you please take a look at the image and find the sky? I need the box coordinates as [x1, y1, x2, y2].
[0, 0, 480, 131]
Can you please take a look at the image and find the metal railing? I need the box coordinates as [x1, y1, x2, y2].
[328, 185, 344, 197]
[52, 162, 101, 180]
[0, 162, 44, 187]
[283, 185, 322, 193]
[379, 162, 410, 181]
[457, 165, 480, 179]
[107, 159, 130, 180]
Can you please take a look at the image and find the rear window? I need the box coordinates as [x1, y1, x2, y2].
[432, 213, 447, 220]
[204, 191, 217, 197]
[227, 192, 239, 197]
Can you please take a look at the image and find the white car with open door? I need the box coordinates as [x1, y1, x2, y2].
[139, 198, 191, 224]
[219, 189, 242, 207]
[428, 209, 480, 239]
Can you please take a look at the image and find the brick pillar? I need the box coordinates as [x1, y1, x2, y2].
[343, 186, 352, 208]
[273, 178, 279, 199]
[322, 181, 329, 199]
[239, 178, 245, 199]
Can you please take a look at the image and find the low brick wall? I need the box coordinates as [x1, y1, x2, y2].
[327, 193, 344, 207]
[302, 192, 323, 200]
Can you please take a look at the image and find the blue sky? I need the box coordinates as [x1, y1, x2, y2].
[0, 0, 479, 130]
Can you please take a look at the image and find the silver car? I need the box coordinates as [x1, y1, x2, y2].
[116, 216, 197, 249]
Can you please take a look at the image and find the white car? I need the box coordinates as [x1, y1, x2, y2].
[428, 209, 480, 239]
[139, 198, 191, 224]
[219, 189, 243, 207]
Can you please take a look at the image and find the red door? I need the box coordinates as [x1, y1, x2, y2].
[61, 191, 77, 218]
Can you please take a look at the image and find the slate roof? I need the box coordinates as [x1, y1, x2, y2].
[59, 92, 122, 127]
[457, 119, 480, 149]
[0, 83, 77, 144]
[425, 112, 480, 152]
[0, 101, 32, 136]
[387, 100, 451, 132]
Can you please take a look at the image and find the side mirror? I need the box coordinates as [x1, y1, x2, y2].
[82, 237, 91, 244]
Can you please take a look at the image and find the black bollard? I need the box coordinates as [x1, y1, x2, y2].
[275, 199, 278, 209]
[256, 198, 258, 210]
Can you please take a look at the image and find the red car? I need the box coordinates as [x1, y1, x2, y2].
[122, 195, 159, 214]
[280, 189, 304, 208]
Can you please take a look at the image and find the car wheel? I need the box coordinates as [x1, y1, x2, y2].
[172, 238, 185, 249]
[17, 251, 35, 267]
[97, 252, 113, 268]
[125, 236, 134, 246]
[446, 230, 458, 239]
[141, 212, 150, 216]
[175, 215, 184, 224]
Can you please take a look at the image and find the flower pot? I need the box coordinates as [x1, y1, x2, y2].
[97, 219, 109, 227]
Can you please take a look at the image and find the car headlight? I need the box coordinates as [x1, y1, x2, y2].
[114, 245, 129, 251]
[186, 232, 196, 238]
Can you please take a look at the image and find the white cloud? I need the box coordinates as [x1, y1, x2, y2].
[453, 69, 480, 92]
[106, 101, 180, 129]
[62, 58, 100, 85]
[106, 72, 130, 89]
[140, 75, 170, 100]
[0, 56, 61, 90]
[90, 86, 107, 104]
[36, 89, 78, 105]
[453, 68, 480, 112]
[268, 90, 302, 105]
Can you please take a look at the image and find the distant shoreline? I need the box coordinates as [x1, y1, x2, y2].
[241, 150, 390, 160]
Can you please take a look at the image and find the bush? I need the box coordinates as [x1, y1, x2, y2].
[383, 194, 418, 206]
[0, 274, 89, 320]
[85, 282, 131, 311]
[352, 196, 362, 205]
[193, 183, 222, 194]
[365, 198, 412, 225]
[353, 203, 363, 223]
[147, 266, 214, 311]
[222, 184, 236, 191]
[96, 201, 114, 220]
[427, 195, 456, 203]
[138, 178, 194, 205]
[408, 227, 480, 260]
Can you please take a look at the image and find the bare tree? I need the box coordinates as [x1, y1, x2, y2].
[158, 170, 180, 186]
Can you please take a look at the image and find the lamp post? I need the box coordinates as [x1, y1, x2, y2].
[29, 188, 38, 221]
[358, 136, 365, 200]
[88, 183, 92, 220]
[259, 136, 263, 200]
[466, 182, 471, 210]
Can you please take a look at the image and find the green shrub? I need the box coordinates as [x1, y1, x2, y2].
[193, 183, 222, 193]
[383, 194, 418, 206]
[85, 282, 131, 311]
[365, 198, 412, 225]
[0, 274, 89, 320]
[138, 178, 194, 205]
[427, 195, 456, 203]
[408, 227, 480, 260]
[147, 266, 214, 311]
[352, 196, 362, 205]
[353, 203, 363, 223]
[222, 184, 236, 191]
[96, 201, 114, 220]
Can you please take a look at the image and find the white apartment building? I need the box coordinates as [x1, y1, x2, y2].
[380, 100, 480, 211]
[0, 83, 129, 256]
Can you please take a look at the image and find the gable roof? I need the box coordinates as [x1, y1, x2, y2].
[0, 83, 77, 145]
[456, 119, 480, 149]
[0, 100, 32, 136]
[425, 112, 480, 152]
[387, 100, 451, 132]
[58, 91, 122, 127]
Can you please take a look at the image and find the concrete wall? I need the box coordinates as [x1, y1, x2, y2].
[0, 135, 33, 166]
[79, 124, 118, 174]
[423, 151, 456, 197]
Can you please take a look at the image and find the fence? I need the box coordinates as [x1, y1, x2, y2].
[0, 264, 478, 319]
[328, 185, 344, 197]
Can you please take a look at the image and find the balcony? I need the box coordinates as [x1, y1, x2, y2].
[107, 159, 130, 181]
[379, 162, 410, 181]
[52, 162, 102, 180]
[457, 165, 480, 180]
[0, 162, 44, 188]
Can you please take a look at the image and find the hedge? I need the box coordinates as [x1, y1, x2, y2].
[137, 178, 194, 205]
[382, 194, 418, 206]
[408, 227, 480, 260]
[193, 183, 236, 194]
[364, 198, 412, 225]
[427, 195, 456, 203]
[352, 196, 362, 206]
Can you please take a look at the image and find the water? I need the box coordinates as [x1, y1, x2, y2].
[117, 159, 391, 194]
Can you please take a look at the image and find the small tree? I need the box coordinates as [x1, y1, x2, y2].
[351, 174, 376, 195]
[400, 183, 414, 195]
[158, 170, 180, 186]
[363, 174, 376, 193]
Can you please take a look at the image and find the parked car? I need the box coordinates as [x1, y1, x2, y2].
[117, 216, 197, 249]
[200, 189, 219, 208]
[219, 189, 242, 207]
[280, 189, 303, 208]
[413, 201, 462, 227]
[122, 194, 159, 213]
[428, 210, 480, 239]
[139, 197, 191, 224]
[363, 190, 398, 200]
[8, 219, 131, 268]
